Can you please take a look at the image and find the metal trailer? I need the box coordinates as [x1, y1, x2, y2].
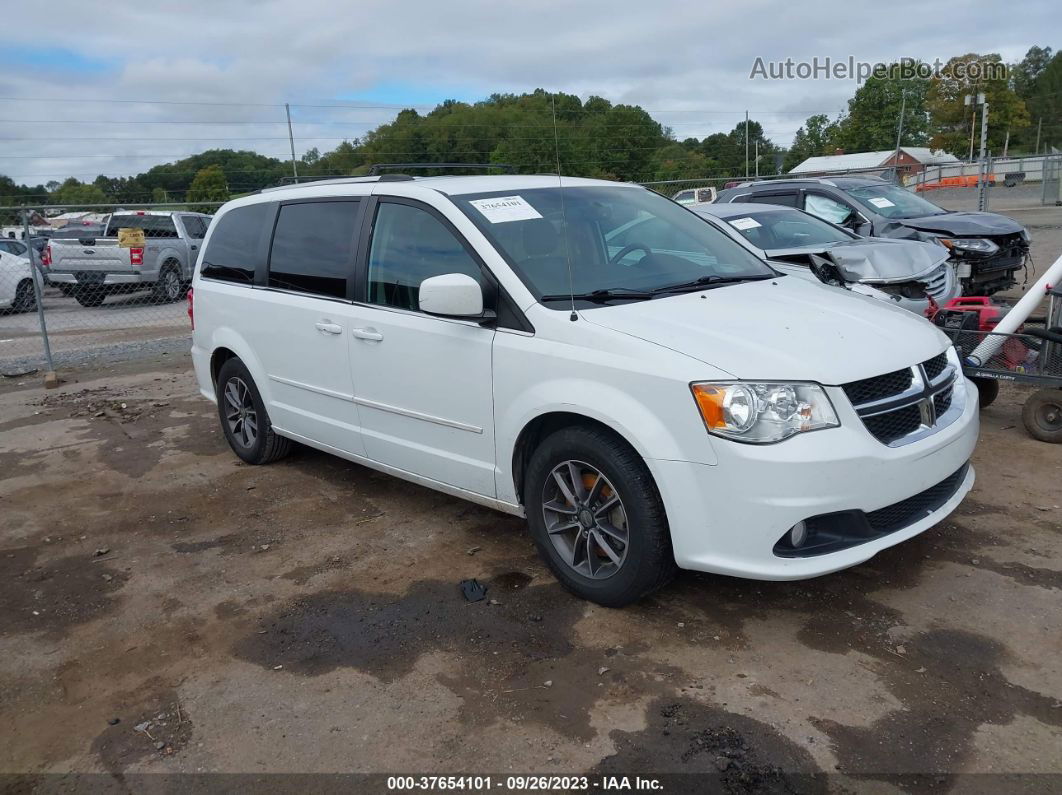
[939, 285, 1062, 442]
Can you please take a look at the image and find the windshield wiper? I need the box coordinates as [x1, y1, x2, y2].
[539, 287, 655, 303]
[651, 273, 775, 295]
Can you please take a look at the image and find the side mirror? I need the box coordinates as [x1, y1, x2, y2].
[418, 273, 492, 321]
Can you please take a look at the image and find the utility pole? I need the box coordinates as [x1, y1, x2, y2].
[1035, 117, 1042, 154]
[744, 110, 749, 180]
[893, 89, 906, 185]
[754, 140, 759, 178]
[1002, 127, 1010, 159]
[285, 103, 299, 182]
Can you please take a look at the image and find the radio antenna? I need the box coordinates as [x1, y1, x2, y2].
[551, 94, 578, 322]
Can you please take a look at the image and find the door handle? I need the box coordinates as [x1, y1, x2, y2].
[315, 321, 343, 335]
[351, 327, 384, 341]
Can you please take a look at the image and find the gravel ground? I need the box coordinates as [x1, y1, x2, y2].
[0, 355, 1059, 790]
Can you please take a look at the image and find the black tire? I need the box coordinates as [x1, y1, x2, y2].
[524, 425, 676, 607]
[57, 284, 76, 297]
[216, 357, 293, 464]
[1022, 389, 1062, 443]
[74, 287, 107, 307]
[972, 377, 999, 409]
[13, 280, 36, 313]
[152, 263, 183, 303]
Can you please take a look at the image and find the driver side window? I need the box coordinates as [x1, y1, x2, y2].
[804, 193, 853, 225]
[367, 202, 483, 312]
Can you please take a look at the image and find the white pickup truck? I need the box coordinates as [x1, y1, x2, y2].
[43, 211, 211, 307]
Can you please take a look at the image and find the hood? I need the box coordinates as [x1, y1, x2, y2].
[765, 238, 949, 284]
[581, 276, 947, 384]
[887, 211, 1025, 237]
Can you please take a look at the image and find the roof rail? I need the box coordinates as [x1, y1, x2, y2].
[260, 175, 386, 193]
[366, 162, 517, 176]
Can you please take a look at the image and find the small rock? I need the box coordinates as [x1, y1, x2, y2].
[896, 645, 907, 655]
[107, 718, 120, 726]
[916, 667, 927, 673]
[488, 599, 500, 606]
[677, 622, 685, 628]
[102, 574, 113, 582]
[971, 558, 980, 565]
[597, 666, 610, 676]
[466, 546, 481, 556]
[260, 544, 270, 551]
[94, 547, 110, 557]
[543, 680, 553, 688]
[134, 721, 151, 733]
[155, 741, 166, 751]
[273, 664, 283, 670]
[529, 615, 543, 622]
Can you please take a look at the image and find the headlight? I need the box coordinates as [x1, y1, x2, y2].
[690, 382, 839, 444]
[939, 237, 999, 255]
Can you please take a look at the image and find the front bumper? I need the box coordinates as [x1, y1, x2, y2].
[649, 376, 979, 580]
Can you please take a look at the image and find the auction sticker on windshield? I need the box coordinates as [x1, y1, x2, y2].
[868, 197, 896, 208]
[468, 195, 543, 223]
[730, 217, 762, 230]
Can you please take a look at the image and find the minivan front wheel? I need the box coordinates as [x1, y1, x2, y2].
[524, 425, 676, 606]
[216, 357, 293, 464]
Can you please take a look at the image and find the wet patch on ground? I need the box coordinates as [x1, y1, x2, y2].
[592, 697, 825, 791]
[0, 546, 129, 636]
[812, 628, 1062, 787]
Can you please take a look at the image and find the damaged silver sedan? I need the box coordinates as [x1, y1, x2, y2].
[694, 203, 960, 315]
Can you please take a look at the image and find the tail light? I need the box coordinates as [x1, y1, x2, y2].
[187, 287, 194, 330]
[41, 245, 51, 267]
[130, 247, 144, 266]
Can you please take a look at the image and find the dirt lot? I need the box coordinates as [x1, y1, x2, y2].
[0, 354, 1060, 792]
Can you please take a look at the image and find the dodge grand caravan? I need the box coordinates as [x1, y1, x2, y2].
[191, 174, 979, 606]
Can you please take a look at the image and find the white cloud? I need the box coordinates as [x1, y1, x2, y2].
[1, 0, 1056, 190]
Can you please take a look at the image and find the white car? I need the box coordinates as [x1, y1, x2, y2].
[191, 174, 978, 606]
[0, 250, 37, 312]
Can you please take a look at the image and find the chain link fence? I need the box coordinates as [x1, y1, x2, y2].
[0, 202, 222, 379]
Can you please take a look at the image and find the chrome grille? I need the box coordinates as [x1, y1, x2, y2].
[842, 352, 960, 446]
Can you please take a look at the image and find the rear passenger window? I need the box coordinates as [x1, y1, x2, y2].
[268, 201, 359, 299]
[181, 216, 208, 239]
[367, 202, 482, 311]
[201, 204, 272, 285]
[748, 193, 798, 208]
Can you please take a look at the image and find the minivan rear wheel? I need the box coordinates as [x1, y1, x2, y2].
[216, 357, 293, 464]
[524, 425, 676, 606]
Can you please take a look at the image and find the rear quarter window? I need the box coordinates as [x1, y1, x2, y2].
[200, 204, 272, 285]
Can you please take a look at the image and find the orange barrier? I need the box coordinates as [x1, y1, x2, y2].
[917, 174, 996, 192]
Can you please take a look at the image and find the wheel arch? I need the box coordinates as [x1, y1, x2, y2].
[204, 328, 270, 405]
[511, 411, 645, 508]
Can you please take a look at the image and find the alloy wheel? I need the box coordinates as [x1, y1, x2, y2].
[223, 377, 258, 448]
[541, 460, 629, 579]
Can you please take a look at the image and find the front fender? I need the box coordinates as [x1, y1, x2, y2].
[495, 377, 717, 505]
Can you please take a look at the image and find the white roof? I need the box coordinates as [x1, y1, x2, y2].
[789, 147, 959, 174]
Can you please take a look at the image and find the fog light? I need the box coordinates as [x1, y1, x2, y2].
[789, 521, 808, 548]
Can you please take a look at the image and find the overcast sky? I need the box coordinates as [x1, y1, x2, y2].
[2, 0, 1056, 193]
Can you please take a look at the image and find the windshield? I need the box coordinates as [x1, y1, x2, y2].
[843, 184, 947, 220]
[715, 208, 851, 249]
[453, 186, 773, 305]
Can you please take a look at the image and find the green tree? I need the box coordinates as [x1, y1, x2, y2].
[784, 114, 841, 171]
[927, 53, 1030, 157]
[54, 178, 108, 205]
[187, 165, 230, 211]
[1013, 50, 1062, 153]
[832, 65, 930, 153]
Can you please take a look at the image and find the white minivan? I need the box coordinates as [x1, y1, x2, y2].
[190, 174, 979, 606]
